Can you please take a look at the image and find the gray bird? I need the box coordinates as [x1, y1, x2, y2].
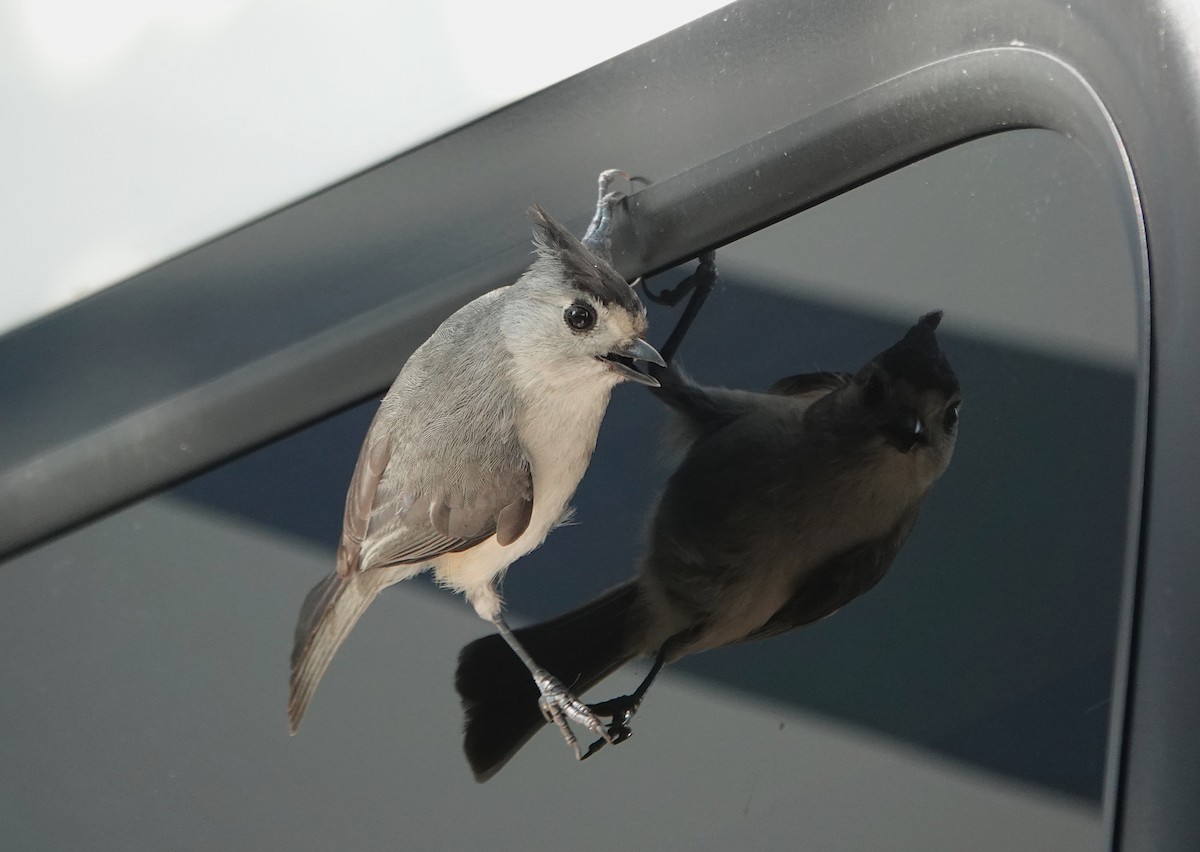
[289, 179, 664, 760]
[456, 311, 961, 780]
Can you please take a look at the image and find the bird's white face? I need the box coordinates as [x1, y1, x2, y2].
[498, 204, 664, 393]
[501, 278, 657, 391]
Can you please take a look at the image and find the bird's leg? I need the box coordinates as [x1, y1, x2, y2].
[579, 170, 718, 363]
[645, 251, 719, 364]
[581, 169, 639, 260]
[491, 613, 616, 760]
[580, 645, 670, 760]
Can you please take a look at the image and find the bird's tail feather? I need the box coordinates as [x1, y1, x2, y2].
[289, 572, 378, 733]
[455, 581, 643, 781]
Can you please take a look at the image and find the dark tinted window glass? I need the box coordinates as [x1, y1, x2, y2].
[2, 129, 1137, 850]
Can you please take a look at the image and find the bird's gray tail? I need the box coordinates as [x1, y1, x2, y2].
[289, 571, 377, 734]
[455, 581, 644, 782]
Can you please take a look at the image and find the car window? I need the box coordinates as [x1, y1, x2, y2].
[1, 128, 1138, 850]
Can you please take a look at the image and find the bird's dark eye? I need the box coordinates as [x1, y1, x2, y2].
[943, 402, 961, 433]
[863, 373, 885, 406]
[564, 303, 596, 332]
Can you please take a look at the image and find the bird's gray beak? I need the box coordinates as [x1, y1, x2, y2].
[600, 337, 666, 386]
[885, 412, 927, 452]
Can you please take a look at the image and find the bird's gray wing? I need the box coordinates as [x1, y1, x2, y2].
[765, 370, 852, 399]
[651, 364, 795, 456]
[649, 363, 748, 433]
[653, 366, 849, 452]
[743, 505, 921, 642]
[335, 407, 534, 577]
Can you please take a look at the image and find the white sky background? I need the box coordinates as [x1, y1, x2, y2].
[0, 0, 728, 335]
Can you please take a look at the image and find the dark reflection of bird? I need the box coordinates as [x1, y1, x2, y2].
[288, 174, 664, 762]
[456, 312, 962, 781]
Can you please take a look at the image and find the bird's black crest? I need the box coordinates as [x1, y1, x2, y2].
[529, 205, 642, 315]
[877, 310, 959, 395]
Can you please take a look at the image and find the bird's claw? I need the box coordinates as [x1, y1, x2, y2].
[581, 171, 628, 257]
[597, 168, 630, 192]
[582, 723, 633, 760]
[643, 250, 718, 307]
[579, 693, 644, 760]
[533, 670, 615, 761]
[582, 169, 649, 259]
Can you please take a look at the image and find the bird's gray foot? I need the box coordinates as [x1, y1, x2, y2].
[580, 641, 675, 760]
[533, 669, 616, 760]
[580, 693, 642, 759]
[581, 169, 634, 258]
[646, 250, 720, 364]
[588, 693, 642, 726]
[644, 250, 718, 307]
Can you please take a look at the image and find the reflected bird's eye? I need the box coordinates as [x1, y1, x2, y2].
[943, 402, 961, 433]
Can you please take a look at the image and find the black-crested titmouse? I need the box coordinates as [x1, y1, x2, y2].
[456, 312, 961, 780]
[289, 173, 664, 759]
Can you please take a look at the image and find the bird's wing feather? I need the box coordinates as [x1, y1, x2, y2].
[744, 505, 921, 641]
[650, 363, 751, 433]
[369, 466, 534, 569]
[652, 365, 798, 455]
[336, 423, 533, 573]
[653, 366, 848, 454]
[335, 409, 391, 577]
[335, 303, 535, 575]
[765, 370, 852, 399]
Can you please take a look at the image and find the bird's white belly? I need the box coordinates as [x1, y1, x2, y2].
[435, 384, 611, 619]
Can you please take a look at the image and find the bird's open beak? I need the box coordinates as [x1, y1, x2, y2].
[599, 337, 666, 386]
